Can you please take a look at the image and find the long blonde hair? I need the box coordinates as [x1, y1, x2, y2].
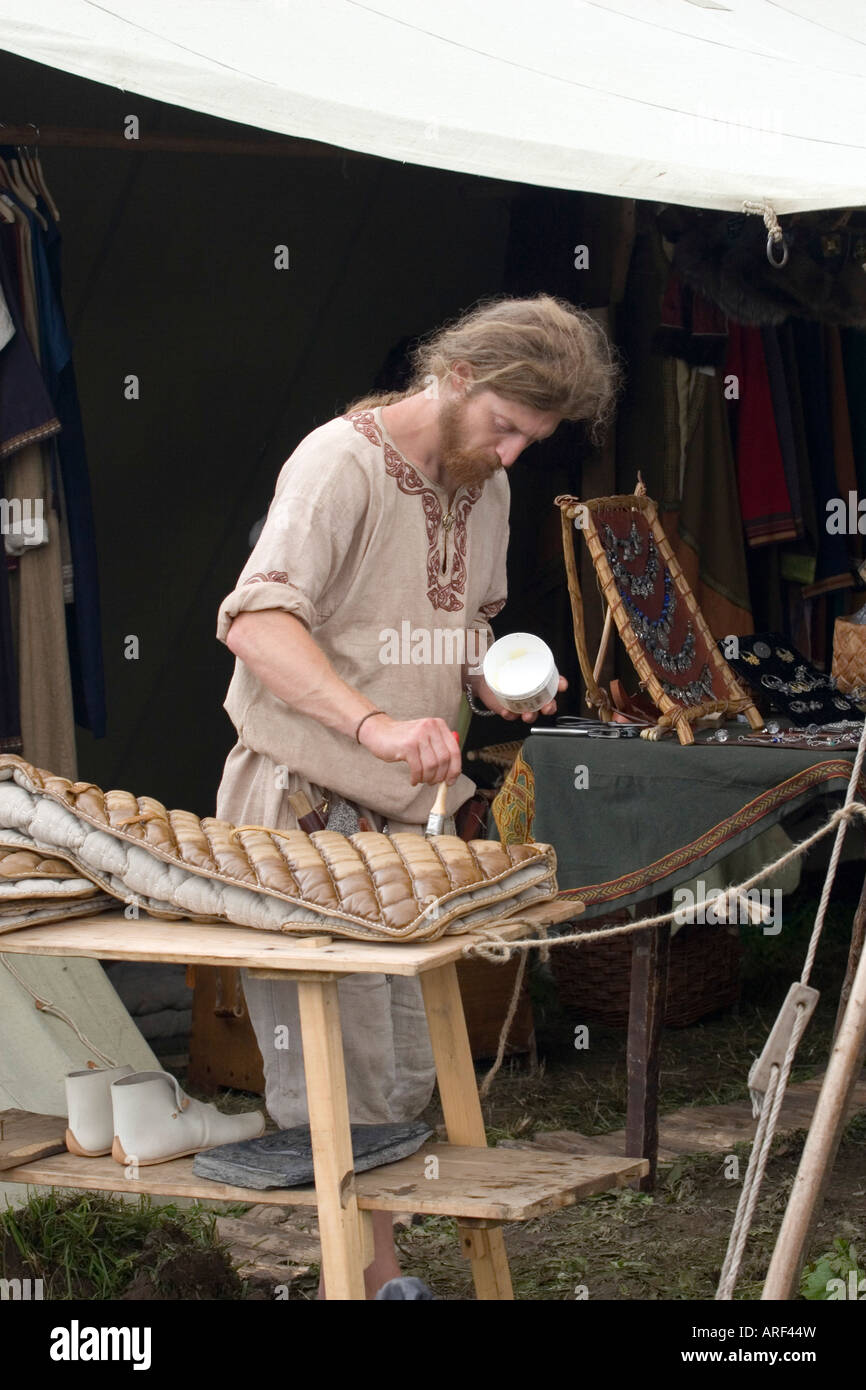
[346, 294, 622, 441]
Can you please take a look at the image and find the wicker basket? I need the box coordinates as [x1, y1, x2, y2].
[832, 617, 866, 695]
[550, 918, 743, 1028]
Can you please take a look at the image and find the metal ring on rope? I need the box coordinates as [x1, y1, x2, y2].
[767, 232, 789, 268]
[743, 199, 789, 270]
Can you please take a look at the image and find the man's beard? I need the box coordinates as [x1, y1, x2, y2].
[438, 398, 502, 488]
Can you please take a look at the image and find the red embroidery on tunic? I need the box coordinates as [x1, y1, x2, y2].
[344, 410, 481, 613]
[479, 597, 506, 620]
[244, 571, 289, 585]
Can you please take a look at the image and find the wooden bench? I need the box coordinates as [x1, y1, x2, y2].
[0, 901, 648, 1299]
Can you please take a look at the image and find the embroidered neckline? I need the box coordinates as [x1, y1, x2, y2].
[344, 408, 482, 613]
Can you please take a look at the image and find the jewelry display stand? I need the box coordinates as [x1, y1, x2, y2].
[556, 486, 765, 746]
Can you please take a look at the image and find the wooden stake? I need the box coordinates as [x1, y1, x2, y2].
[762, 935, 866, 1299]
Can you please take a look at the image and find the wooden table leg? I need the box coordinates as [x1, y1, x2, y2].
[624, 909, 671, 1191]
[420, 961, 514, 1300]
[296, 977, 366, 1301]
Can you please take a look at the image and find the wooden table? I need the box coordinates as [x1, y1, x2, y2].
[0, 900, 647, 1300]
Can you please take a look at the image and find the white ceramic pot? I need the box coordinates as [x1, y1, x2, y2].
[483, 632, 559, 714]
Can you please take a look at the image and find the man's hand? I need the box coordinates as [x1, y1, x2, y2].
[469, 673, 568, 723]
[358, 714, 462, 787]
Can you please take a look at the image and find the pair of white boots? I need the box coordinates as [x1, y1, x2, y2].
[65, 1066, 265, 1166]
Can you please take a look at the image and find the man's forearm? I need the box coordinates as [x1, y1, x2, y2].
[226, 610, 380, 738]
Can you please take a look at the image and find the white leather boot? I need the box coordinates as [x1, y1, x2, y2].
[110, 1070, 266, 1166]
[65, 1065, 135, 1157]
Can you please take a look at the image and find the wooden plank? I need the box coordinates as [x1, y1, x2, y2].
[514, 1078, 866, 1164]
[0, 1124, 646, 1221]
[511, 1130, 682, 1164]
[624, 915, 671, 1189]
[1, 1145, 320, 1205]
[656, 1100, 814, 1154]
[797, 1073, 866, 1101]
[0, 1110, 67, 1170]
[350, 1144, 648, 1220]
[0, 898, 581, 978]
[214, 1216, 321, 1264]
[296, 979, 366, 1300]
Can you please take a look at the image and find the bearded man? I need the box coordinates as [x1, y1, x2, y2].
[215, 293, 618, 1295]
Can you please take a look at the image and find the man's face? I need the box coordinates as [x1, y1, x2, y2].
[438, 389, 562, 488]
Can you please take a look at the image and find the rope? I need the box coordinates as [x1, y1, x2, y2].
[742, 199, 784, 243]
[463, 799, 866, 964]
[715, 714, 866, 1297]
[742, 199, 789, 267]
[0, 953, 117, 1066]
[716, 1003, 810, 1299]
[479, 948, 529, 1100]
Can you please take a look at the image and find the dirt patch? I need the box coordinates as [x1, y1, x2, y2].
[119, 1223, 254, 1300]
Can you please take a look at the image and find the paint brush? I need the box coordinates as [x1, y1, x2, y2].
[425, 731, 460, 836]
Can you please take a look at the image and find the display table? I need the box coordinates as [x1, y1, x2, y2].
[489, 732, 866, 1183]
[0, 899, 648, 1301]
[513, 735, 863, 912]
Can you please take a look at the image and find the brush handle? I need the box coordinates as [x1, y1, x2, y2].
[431, 730, 460, 816]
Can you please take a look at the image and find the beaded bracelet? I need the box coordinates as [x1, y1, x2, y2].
[464, 684, 496, 717]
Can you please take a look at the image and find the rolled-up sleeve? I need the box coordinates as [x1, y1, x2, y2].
[216, 436, 370, 644]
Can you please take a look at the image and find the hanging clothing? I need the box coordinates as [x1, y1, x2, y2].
[793, 320, 854, 598]
[0, 545, 21, 753]
[760, 327, 804, 541]
[0, 206, 60, 461]
[616, 221, 752, 638]
[674, 365, 755, 638]
[0, 205, 77, 779]
[0, 280, 12, 351]
[841, 327, 866, 499]
[725, 322, 797, 548]
[655, 269, 728, 367]
[0, 166, 106, 747]
[37, 196, 106, 737]
[826, 327, 858, 499]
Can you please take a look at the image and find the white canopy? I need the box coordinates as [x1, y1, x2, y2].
[1, 3, 865, 211]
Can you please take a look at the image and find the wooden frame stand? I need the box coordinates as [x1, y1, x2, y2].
[556, 489, 764, 745]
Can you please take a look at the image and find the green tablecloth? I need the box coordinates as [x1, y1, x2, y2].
[489, 730, 862, 918]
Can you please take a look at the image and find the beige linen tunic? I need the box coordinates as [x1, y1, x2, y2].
[216, 406, 509, 825]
